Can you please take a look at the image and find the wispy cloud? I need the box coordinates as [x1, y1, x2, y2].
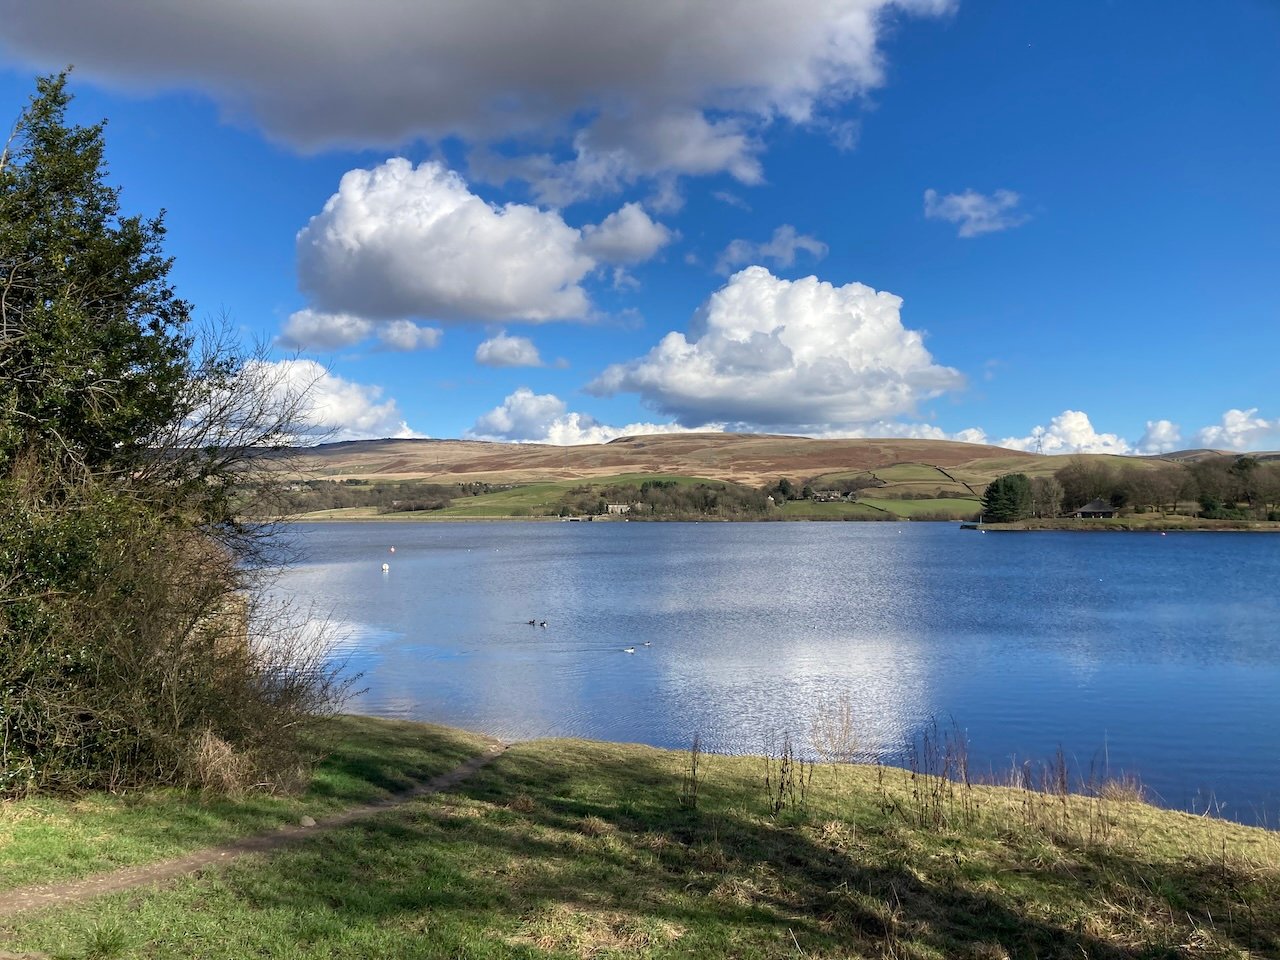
[713, 190, 752, 211]
[924, 188, 1030, 238]
[715, 224, 827, 275]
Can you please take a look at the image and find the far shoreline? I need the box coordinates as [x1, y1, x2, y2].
[281, 513, 1280, 530]
[967, 518, 1280, 533]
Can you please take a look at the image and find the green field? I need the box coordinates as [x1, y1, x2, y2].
[859, 496, 983, 518]
[429, 482, 572, 517]
[294, 480, 985, 522]
[778, 500, 891, 519]
[3, 717, 1278, 959]
[293, 474, 739, 520]
[870, 463, 955, 482]
[805, 463, 979, 503]
[433, 474, 720, 517]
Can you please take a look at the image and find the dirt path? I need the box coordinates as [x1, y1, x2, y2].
[0, 742, 506, 920]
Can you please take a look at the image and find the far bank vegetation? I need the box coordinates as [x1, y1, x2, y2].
[984, 456, 1280, 524]
[263, 452, 1280, 524]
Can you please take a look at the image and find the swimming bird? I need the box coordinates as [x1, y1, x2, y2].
[643, 640, 651, 646]
[623, 647, 636, 654]
[539, 620, 548, 627]
[526, 619, 537, 625]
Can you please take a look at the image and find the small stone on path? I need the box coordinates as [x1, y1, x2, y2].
[300, 815, 317, 827]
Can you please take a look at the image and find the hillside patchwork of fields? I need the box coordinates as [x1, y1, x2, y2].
[263, 433, 1260, 522]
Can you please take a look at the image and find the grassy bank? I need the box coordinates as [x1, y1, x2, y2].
[0, 717, 494, 892]
[974, 516, 1280, 532]
[3, 717, 1278, 958]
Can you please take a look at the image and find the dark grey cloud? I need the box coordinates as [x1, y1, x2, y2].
[0, 0, 953, 193]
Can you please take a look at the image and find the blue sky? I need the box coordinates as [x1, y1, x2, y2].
[2, 0, 1277, 452]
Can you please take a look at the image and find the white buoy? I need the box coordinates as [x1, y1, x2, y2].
[381, 563, 390, 572]
[389, 546, 395, 553]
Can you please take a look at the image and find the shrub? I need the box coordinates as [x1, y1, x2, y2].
[0, 75, 352, 796]
[0, 471, 352, 794]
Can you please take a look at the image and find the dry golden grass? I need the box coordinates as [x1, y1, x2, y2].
[273, 433, 1054, 487]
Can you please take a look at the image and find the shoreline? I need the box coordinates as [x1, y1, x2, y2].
[967, 518, 1280, 532]
[283, 512, 1280, 531]
[3, 715, 1277, 958]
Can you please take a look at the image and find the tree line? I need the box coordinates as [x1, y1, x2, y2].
[557, 478, 775, 518]
[982, 456, 1280, 523]
[242, 478, 498, 516]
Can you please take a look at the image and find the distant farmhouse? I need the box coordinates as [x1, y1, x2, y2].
[1072, 498, 1116, 519]
[810, 490, 848, 502]
[606, 503, 631, 515]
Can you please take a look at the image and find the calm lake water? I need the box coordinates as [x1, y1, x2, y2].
[275, 521, 1280, 825]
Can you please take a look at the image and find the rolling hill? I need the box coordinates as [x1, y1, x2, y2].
[271, 433, 1052, 487]
[255, 434, 1279, 522]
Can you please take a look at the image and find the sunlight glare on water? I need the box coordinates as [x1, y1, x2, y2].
[275, 521, 1280, 824]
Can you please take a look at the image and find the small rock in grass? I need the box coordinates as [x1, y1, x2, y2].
[300, 815, 317, 828]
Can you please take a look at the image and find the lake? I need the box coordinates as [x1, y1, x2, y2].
[274, 521, 1280, 825]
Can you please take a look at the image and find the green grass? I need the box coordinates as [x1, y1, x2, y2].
[3, 729, 1278, 958]
[0, 716, 493, 891]
[870, 463, 954, 483]
[366, 475, 723, 519]
[778, 500, 890, 519]
[860, 497, 982, 518]
[950, 456, 1063, 484]
[420, 482, 572, 517]
[777, 497, 981, 519]
[872, 480, 974, 495]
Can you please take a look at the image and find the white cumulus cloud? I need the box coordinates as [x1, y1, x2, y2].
[278, 310, 374, 351]
[578, 203, 675, 264]
[1195, 408, 1278, 451]
[924, 188, 1030, 238]
[252, 359, 422, 441]
[1, 1, 953, 194]
[951, 427, 990, 445]
[467, 388, 722, 445]
[475, 332, 544, 368]
[716, 225, 828, 275]
[377, 320, 443, 352]
[277, 310, 441, 352]
[296, 159, 594, 325]
[807, 422, 986, 441]
[997, 410, 1131, 455]
[588, 266, 963, 432]
[1137, 419, 1183, 455]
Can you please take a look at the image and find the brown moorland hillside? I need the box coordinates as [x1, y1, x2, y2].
[270, 433, 1059, 487]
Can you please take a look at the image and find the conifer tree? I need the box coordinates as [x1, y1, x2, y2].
[0, 76, 343, 795]
[0, 72, 192, 476]
[981, 473, 1033, 522]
